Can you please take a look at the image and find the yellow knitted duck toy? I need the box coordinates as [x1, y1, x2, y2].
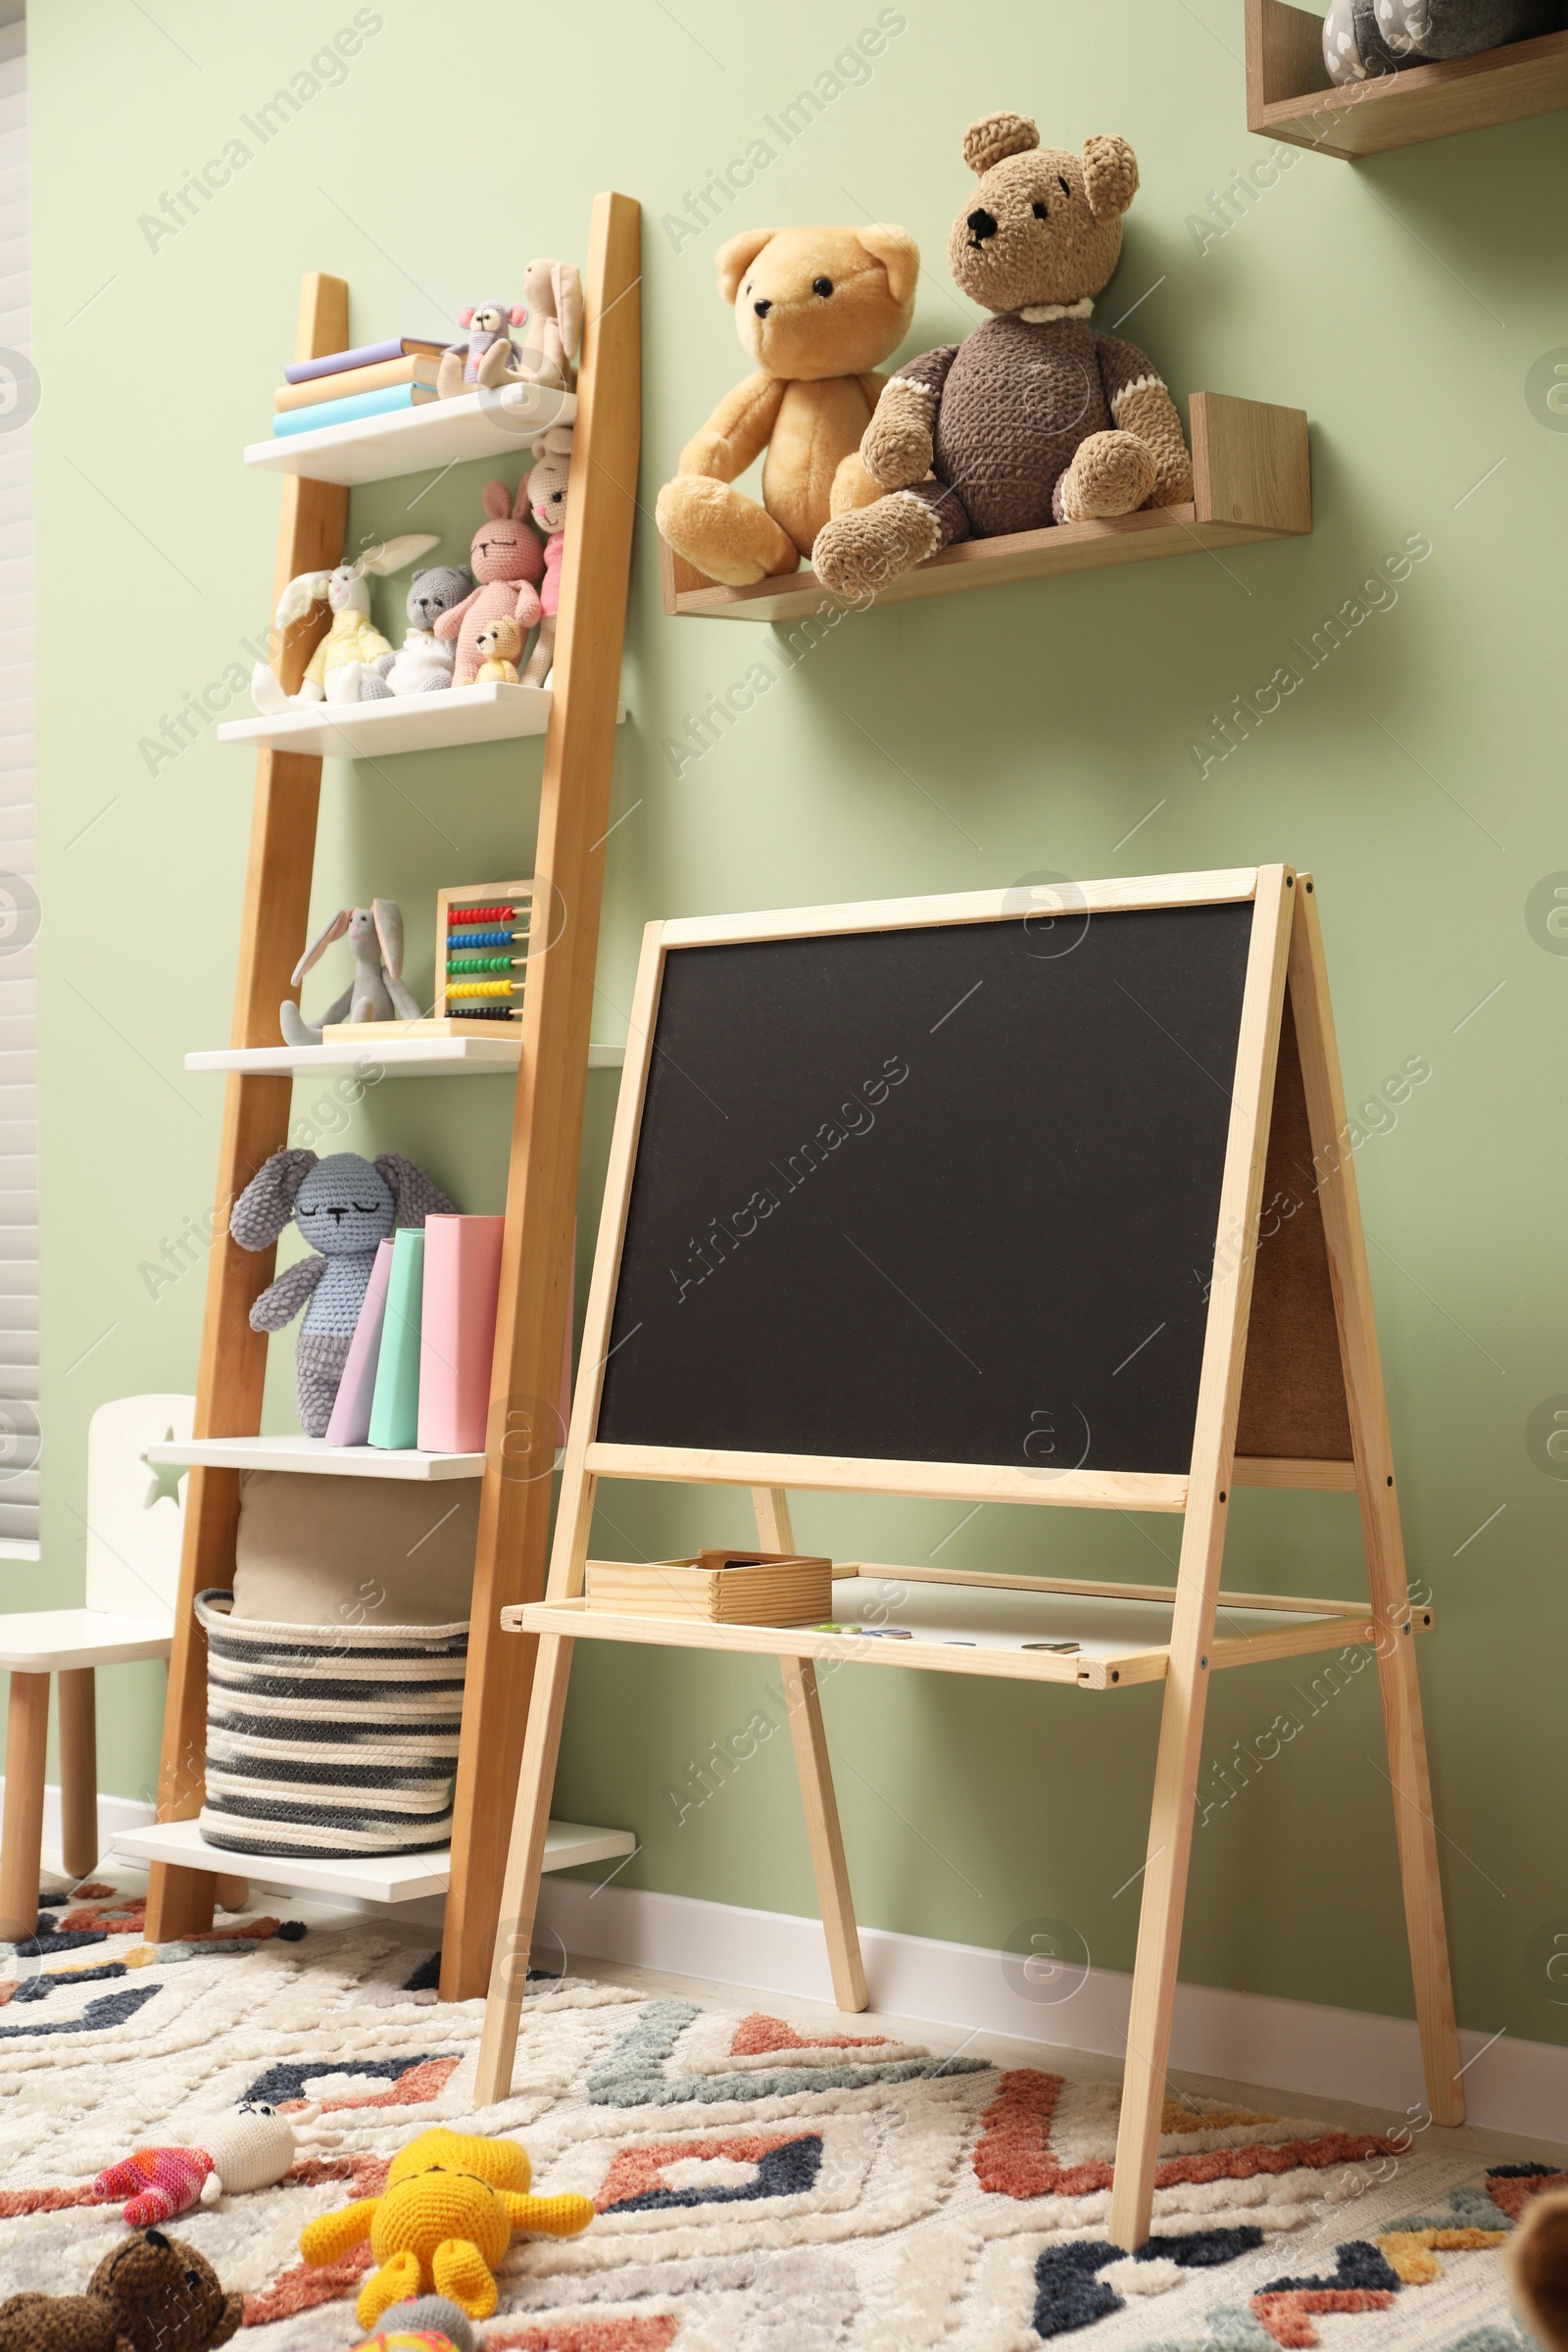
[298, 2128, 593, 2327]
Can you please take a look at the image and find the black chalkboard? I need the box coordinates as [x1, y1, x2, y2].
[597, 903, 1254, 1477]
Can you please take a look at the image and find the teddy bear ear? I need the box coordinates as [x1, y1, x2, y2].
[1082, 133, 1139, 221]
[962, 112, 1039, 173]
[714, 226, 777, 305]
[853, 223, 919, 308]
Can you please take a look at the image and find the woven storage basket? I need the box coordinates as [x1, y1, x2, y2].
[194, 1589, 467, 1858]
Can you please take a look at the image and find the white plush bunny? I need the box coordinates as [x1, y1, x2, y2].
[251, 533, 439, 713]
[280, 900, 423, 1048]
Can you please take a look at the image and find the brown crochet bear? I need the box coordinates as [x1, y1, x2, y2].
[656, 221, 918, 586]
[0, 2230, 242, 2352]
[1511, 2187, 1568, 2350]
[812, 112, 1194, 597]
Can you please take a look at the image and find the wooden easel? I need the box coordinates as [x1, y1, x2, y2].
[144, 195, 641, 2002]
[474, 866, 1461, 2249]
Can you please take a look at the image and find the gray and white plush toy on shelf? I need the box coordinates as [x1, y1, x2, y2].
[280, 900, 421, 1048]
[249, 532, 439, 712]
[1322, 0, 1565, 80]
[360, 564, 476, 697]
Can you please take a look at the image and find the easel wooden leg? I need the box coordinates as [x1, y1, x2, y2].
[475, 1633, 575, 2107]
[0, 1671, 49, 1939]
[1289, 884, 1462, 2124]
[1109, 865, 1295, 2250]
[57, 1669, 98, 1882]
[754, 1488, 866, 2014]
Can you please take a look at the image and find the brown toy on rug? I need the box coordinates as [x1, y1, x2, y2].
[656, 221, 918, 586]
[812, 110, 1195, 597]
[1511, 2186, 1568, 2349]
[0, 2229, 242, 2352]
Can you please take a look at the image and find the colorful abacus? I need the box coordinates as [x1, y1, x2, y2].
[435, 879, 534, 1027]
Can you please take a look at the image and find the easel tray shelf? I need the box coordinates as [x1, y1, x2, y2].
[183, 1039, 626, 1078]
[1246, 0, 1568, 156]
[112, 1814, 635, 1908]
[145, 1435, 485, 1481]
[511, 1571, 1402, 1691]
[661, 393, 1310, 624]
[243, 384, 577, 487]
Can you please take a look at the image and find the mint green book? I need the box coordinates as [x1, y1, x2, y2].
[368, 1228, 425, 1449]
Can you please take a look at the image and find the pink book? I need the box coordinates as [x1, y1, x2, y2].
[323, 1239, 395, 1446]
[418, 1216, 506, 1454]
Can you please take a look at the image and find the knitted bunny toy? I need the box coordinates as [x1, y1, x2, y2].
[250, 535, 439, 712]
[433, 482, 544, 686]
[516, 259, 582, 391]
[279, 901, 422, 1049]
[230, 1150, 454, 1436]
[92, 2101, 336, 2229]
[520, 426, 570, 687]
[435, 302, 527, 400]
[363, 566, 475, 699]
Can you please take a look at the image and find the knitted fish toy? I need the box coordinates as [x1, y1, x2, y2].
[92, 2101, 331, 2227]
[300, 2128, 593, 2327]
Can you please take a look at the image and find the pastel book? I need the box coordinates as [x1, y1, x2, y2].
[323, 1238, 394, 1447]
[283, 334, 446, 383]
[274, 353, 441, 413]
[417, 1214, 505, 1454]
[271, 382, 436, 437]
[368, 1227, 425, 1450]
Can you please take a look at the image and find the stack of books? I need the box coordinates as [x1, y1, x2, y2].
[322, 1213, 574, 1455]
[271, 334, 448, 439]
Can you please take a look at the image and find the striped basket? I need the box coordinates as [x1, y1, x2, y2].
[194, 1590, 467, 1858]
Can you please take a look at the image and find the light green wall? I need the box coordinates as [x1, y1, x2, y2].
[27, 2, 1567, 2048]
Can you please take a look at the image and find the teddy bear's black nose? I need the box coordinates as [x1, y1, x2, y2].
[966, 207, 999, 244]
[753, 298, 771, 317]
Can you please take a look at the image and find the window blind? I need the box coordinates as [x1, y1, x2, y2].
[0, 11, 37, 1549]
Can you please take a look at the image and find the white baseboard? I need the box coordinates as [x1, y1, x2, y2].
[537, 1876, 1568, 2146]
[17, 1779, 1561, 2144]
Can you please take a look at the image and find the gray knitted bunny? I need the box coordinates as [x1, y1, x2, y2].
[280, 900, 421, 1049]
[230, 1149, 454, 1435]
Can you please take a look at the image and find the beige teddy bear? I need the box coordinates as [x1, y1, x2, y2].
[656, 222, 919, 587]
[812, 114, 1194, 597]
[474, 613, 523, 683]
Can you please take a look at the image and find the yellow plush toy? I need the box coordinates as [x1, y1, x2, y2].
[299, 2128, 594, 2328]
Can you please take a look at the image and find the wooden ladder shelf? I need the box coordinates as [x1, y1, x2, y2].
[143, 192, 642, 2002]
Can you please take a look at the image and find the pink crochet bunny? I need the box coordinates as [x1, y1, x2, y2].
[434, 481, 545, 686]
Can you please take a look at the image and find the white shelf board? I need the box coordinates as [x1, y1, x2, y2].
[216, 682, 629, 761]
[245, 384, 577, 487]
[144, 1435, 485, 1481]
[111, 1815, 634, 1907]
[183, 1038, 626, 1078]
[217, 682, 552, 760]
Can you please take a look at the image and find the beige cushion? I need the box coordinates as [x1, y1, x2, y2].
[231, 1471, 476, 1627]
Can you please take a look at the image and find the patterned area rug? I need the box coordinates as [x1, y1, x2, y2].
[0, 1888, 1552, 2349]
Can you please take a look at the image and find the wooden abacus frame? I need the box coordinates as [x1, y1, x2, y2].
[474, 863, 1463, 2250]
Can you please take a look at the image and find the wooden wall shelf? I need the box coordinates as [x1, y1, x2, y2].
[218, 683, 629, 761]
[1246, 0, 1568, 156]
[661, 394, 1309, 623]
[184, 1039, 625, 1079]
[145, 1434, 485, 1481]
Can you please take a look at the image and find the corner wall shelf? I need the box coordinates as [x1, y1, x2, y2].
[145, 1435, 484, 1482]
[1246, 0, 1568, 155]
[114, 1814, 634, 1908]
[244, 384, 577, 487]
[184, 1039, 625, 1079]
[662, 394, 1309, 624]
